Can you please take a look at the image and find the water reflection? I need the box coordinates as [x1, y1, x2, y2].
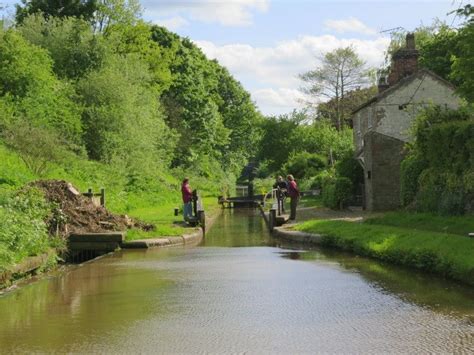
[277, 248, 474, 321]
[0, 209, 472, 353]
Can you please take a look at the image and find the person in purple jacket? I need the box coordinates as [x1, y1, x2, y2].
[181, 178, 193, 221]
[286, 174, 300, 220]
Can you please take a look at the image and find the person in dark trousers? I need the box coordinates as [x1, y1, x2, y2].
[287, 174, 300, 220]
[181, 178, 193, 221]
[273, 175, 287, 212]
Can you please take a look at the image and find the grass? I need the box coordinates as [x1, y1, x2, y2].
[299, 195, 323, 208]
[0, 143, 225, 269]
[295, 214, 474, 285]
[365, 211, 474, 236]
[125, 197, 221, 240]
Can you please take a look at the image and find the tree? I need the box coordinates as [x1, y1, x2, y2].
[18, 15, 108, 79]
[451, 9, 474, 102]
[316, 87, 376, 128]
[383, 24, 460, 85]
[15, 0, 97, 24]
[299, 47, 372, 131]
[92, 0, 141, 33]
[76, 53, 176, 170]
[0, 29, 82, 142]
[2, 120, 69, 176]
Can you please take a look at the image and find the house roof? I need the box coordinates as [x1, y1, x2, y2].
[351, 69, 456, 115]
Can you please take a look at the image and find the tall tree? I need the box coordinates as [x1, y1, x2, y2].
[299, 47, 372, 131]
[451, 5, 474, 102]
[92, 0, 141, 33]
[15, 0, 97, 23]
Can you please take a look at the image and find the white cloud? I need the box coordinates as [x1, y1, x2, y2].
[157, 16, 189, 30]
[195, 34, 390, 115]
[324, 17, 378, 36]
[253, 88, 307, 108]
[142, 0, 270, 26]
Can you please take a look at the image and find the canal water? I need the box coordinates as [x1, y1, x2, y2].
[1, 210, 473, 353]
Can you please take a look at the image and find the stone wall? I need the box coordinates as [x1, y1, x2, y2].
[363, 131, 405, 211]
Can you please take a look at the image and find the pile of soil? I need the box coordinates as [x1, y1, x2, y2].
[30, 180, 154, 237]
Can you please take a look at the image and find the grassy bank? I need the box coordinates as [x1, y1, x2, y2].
[295, 212, 474, 286]
[0, 144, 224, 272]
[126, 197, 221, 241]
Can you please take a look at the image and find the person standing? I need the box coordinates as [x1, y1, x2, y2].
[287, 174, 300, 220]
[273, 175, 288, 213]
[181, 178, 193, 221]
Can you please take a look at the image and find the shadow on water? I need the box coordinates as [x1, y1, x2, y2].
[277, 248, 474, 322]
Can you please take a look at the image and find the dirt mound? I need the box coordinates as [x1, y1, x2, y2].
[30, 180, 154, 237]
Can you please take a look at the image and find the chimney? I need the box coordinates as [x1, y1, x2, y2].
[387, 33, 419, 86]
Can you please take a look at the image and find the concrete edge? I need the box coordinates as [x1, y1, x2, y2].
[272, 226, 323, 244]
[122, 208, 221, 249]
[0, 249, 56, 289]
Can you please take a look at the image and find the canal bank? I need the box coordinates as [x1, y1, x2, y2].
[0, 191, 220, 291]
[0, 209, 473, 353]
[270, 201, 474, 286]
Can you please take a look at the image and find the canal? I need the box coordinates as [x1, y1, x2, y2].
[1, 210, 473, 353]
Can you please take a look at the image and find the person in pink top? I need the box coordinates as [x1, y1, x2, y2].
[286, 174, 300, 220]
[181, 178, 193, 221]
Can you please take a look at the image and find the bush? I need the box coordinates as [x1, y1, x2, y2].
[400, 154, 427, 206]
[283, 151, 326, 180]
[0, 187, 52, 271]
[335, 152, 363, 194]
[2, 121, 70, 176]
[322, 177, 352, 210]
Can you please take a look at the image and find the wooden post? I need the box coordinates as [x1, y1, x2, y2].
[198, 210, 206, 234]
[192, 190, 198, 217]
[277, 191, 282, 216]
[270, 208, 276, 232]
[100, 188, 105, 206]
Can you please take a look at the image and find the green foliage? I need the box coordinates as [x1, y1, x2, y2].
[418, 25, 460, 83]
[283, 151, 326, 180]
[451, 22, 474, 102]
[335, 152, 363, 194]
[15, 0, 97, 24]
[257, 114, 299, 173]
[76, 53, 176, 169]
[92, 0, 141, 33]
[0, 28, 82, 142]
[0, 187, 52, 271]
[0, 11, 268, 267]
[401, 106, 474, 215]
[2, 121, 71, 176]
[322, 177, 352, 210]
[19, 15, 108, 79]
[257, 113, 353, 176]
[400, 154, 427, 206]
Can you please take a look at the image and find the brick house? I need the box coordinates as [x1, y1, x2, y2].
[352, 33, 460, 211]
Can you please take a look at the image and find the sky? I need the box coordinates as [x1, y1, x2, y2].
[0, 0, 465, 116]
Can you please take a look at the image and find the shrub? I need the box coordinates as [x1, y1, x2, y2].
[335, 152, 363, 194]
[283, 151, 326, 180]
[0, 187, 51, 271]
[2, 121, 70, 176]
[322, 177, 352, 210]
[400, 154, 427, 206]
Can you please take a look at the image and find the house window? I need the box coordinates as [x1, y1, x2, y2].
[367, 171, 371, 180]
